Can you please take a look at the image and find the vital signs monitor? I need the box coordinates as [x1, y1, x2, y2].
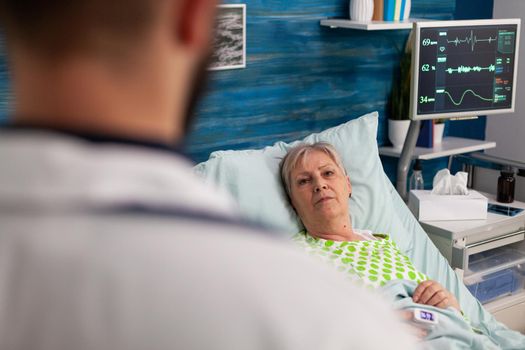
[410, 19, 521, 120]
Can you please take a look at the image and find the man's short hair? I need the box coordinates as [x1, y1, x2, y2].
[0, 0, 157, 57]
[280, 142, 347, 200]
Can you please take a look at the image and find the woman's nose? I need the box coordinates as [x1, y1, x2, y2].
[314, 181, 328, 192]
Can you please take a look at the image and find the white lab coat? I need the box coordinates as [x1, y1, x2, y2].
[0, 129, 415, 350]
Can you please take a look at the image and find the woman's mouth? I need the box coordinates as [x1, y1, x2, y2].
[315, 197, 334, 205]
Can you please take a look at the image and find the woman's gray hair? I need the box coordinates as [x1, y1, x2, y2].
[280, 142, 347, 199]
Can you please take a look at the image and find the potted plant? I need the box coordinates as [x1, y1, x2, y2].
[389, 31, 413, 149]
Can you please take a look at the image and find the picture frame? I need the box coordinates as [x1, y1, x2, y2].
[209, 4, 246, 71]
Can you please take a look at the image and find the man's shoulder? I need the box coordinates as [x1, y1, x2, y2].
[0, 129, 238, 218]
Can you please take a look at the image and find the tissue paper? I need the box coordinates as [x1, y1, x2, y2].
[409, 169, 487, 220]
[431, 169, 469, 195]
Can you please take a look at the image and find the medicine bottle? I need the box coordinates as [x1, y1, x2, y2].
[409, 160, 424, 190]
[497, 166, 515, 203]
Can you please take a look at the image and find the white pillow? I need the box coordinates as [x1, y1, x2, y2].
[193, 111, 405, 246]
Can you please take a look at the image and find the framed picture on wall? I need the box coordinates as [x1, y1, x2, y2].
[209, 4, 246, 71]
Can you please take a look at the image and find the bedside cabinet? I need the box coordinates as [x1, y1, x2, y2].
[419, 192, 525, 333]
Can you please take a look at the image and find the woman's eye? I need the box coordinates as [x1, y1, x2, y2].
[324, 170, 334, 176]
[298, 178, 309, 185]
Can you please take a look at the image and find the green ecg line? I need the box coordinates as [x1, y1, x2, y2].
[440, 89, 494, 106]
[446, 64, 495, 74]
[446, 30, 497, 51]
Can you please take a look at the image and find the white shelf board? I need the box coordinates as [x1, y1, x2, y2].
[320, 18, 426, 31]
[379, 137, 496, 160]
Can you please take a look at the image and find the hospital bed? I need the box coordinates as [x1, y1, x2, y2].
[194, 112, 525, 349]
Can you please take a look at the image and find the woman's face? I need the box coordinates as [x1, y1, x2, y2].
[289, 150, 351, 228]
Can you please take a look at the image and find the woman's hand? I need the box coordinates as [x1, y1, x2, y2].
[412, 280, 460, 311]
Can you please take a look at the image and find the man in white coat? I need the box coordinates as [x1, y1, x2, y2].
[0, 1, 415, 349]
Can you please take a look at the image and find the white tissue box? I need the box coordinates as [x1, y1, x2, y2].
[408, 190, 488, 221]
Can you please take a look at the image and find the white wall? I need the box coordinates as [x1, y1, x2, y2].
[474, 0, 525, 201]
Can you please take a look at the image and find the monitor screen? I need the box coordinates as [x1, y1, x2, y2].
[410, 19, 521, 120]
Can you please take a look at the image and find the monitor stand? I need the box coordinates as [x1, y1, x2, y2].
[396, 120, 421, 200]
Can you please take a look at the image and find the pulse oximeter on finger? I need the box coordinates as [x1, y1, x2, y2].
[412, 308, 439, 328]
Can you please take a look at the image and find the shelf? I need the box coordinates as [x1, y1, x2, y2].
[379, 137, 496, 160]
[320, 18, 427, 31]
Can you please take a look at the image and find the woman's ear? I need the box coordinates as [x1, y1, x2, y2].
[346, 176, 352, 195]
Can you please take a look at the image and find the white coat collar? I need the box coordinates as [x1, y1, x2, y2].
[0, 129, 238, 218]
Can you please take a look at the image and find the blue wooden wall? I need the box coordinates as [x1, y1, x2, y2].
[186, 0, 457, 166]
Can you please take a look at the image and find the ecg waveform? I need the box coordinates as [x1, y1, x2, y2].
[446, 64, 496, 74]
[447, 30, 497, 52]
[437, 89, 494, 106]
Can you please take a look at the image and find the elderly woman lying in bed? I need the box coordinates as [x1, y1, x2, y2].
[280, 142, 460, 311]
